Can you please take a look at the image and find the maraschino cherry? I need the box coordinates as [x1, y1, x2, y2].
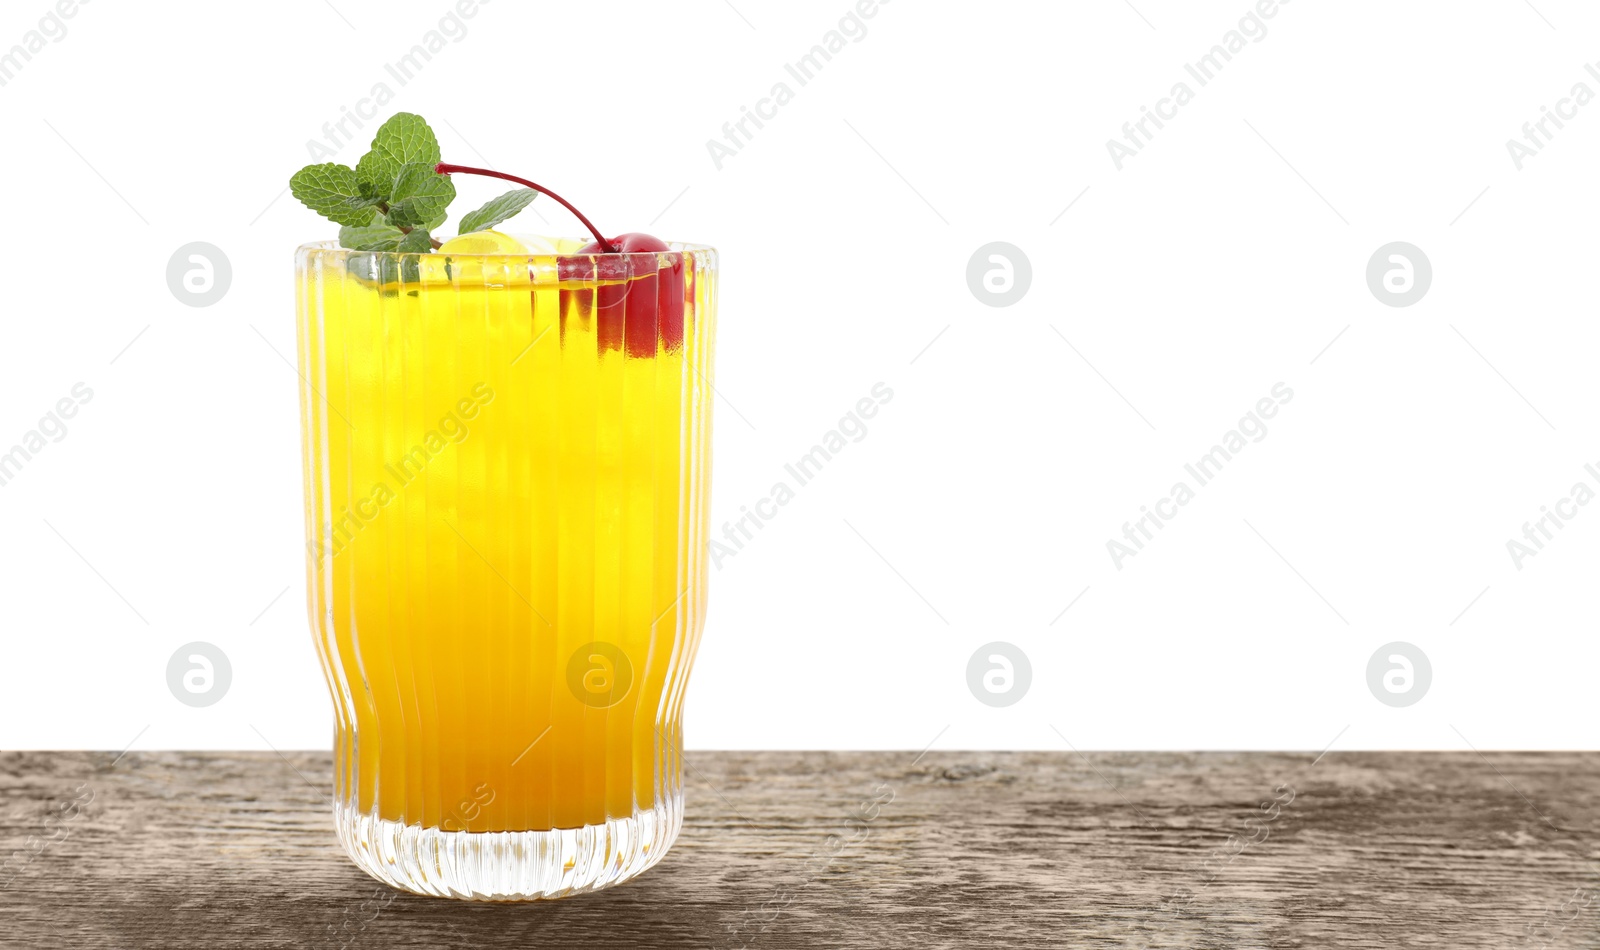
[576, 233, 685, 357]
[435, 164, 686, 357]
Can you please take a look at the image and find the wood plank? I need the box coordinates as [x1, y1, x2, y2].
[0, 751, 1595, 948]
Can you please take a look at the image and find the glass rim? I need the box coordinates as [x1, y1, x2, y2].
[295, 238, 717, 260]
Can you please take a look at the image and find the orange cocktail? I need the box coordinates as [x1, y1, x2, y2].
[296, 234, 716, 899]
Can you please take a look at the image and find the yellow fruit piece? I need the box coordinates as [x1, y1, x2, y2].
[438, 230, 530, 255]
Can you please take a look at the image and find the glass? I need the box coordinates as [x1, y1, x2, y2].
[294, 237, 717, 900]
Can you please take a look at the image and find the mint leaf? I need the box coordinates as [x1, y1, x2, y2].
[389, 195, 453, 228]
[457, 188, 537, 234]
[290, 163, 380, 227]
[355, 150, 391, 200]
[387, 163, 455, 227]
[396, 228, 433, 253]
[338, 223, 405, 251]
[358, 113, 441, 196]
[391, 161, 453, 197]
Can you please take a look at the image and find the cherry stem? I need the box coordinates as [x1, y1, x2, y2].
[434, 163, 618, 253]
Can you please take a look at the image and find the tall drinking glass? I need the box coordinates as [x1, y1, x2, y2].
[295, 237, 716, 900]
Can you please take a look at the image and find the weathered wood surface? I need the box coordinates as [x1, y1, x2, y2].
[0, 751, 1596, 948]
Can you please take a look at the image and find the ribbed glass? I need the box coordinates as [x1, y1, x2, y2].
[294, 237, 716, 900]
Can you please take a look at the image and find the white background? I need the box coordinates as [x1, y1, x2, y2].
[0, 0, 1595, 754]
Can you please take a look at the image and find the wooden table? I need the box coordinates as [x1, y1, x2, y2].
[0, 751, 1594, 948]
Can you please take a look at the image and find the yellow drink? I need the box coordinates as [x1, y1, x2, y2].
[295, 235, 716, 899]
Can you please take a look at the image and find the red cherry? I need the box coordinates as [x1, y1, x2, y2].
[596, 233, 669, 254]
[573, 233, 684, 358]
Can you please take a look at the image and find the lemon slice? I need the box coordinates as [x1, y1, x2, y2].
[422, 231, 560, 286]
[439, 230, 530, 255]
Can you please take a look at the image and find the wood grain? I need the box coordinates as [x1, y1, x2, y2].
[0, 751, 1595, 948]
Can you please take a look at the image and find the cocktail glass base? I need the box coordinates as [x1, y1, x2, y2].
[333, 794, 683, 901]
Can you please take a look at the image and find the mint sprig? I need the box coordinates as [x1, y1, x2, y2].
[289, 112, 538, 252]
